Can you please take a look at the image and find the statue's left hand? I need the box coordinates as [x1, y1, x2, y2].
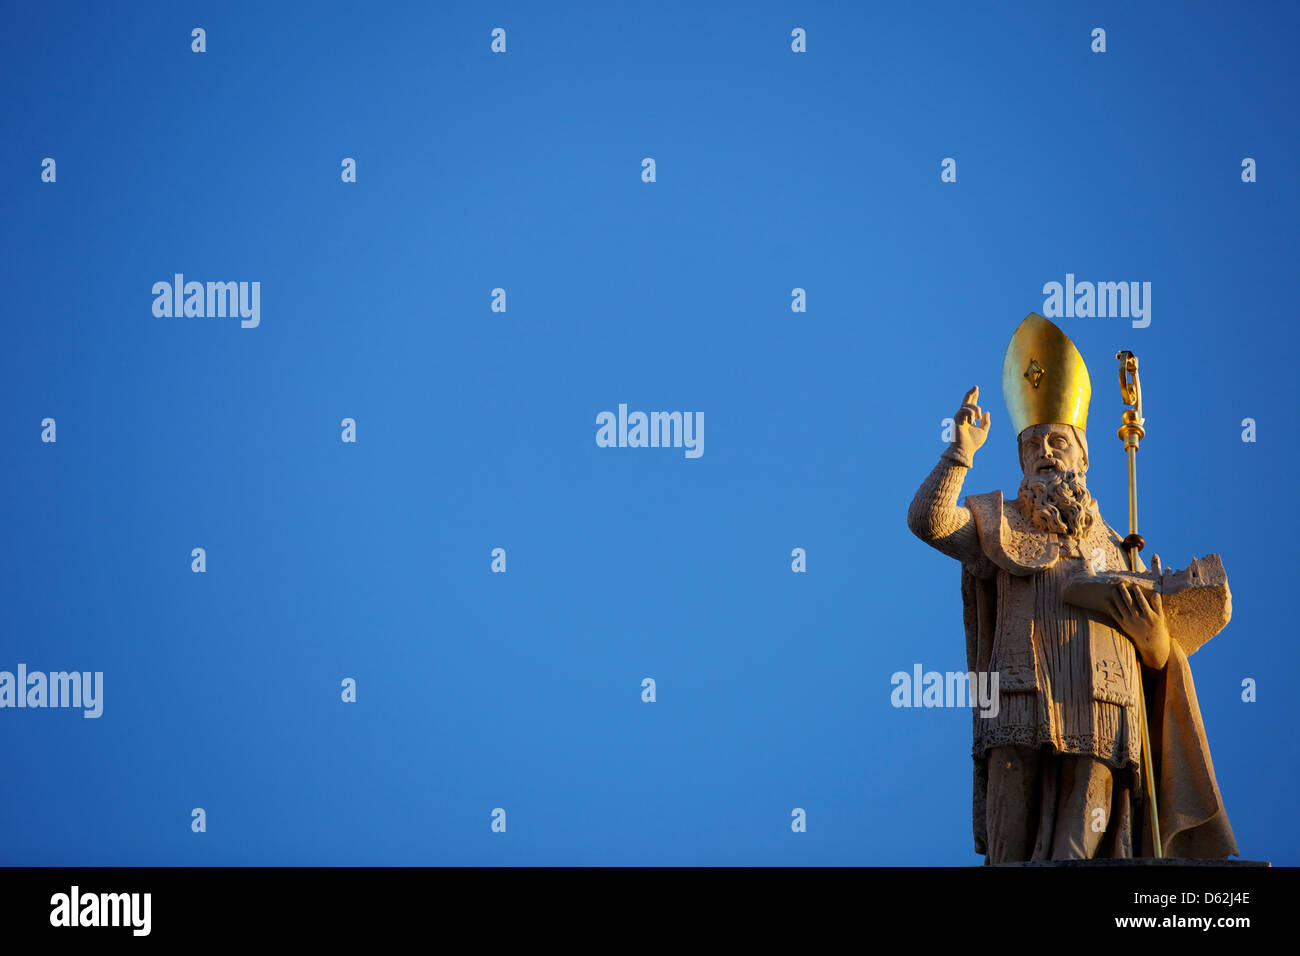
[1108, 580, 1171, 670]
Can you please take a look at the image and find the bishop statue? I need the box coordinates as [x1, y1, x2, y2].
[907, 313, 1237, 863]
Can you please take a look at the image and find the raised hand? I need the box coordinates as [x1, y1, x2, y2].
[948, 385, 992, 465]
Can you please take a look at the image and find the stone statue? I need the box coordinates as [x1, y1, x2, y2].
[907, 313, 1237, 863]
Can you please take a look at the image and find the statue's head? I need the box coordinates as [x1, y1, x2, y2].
[1018, 422, 1088, 477]
[1016, 423, 1093, 537]
[1002, 314, 1096, 538]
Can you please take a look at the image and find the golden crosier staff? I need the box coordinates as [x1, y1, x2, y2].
[1116, 350, 1162, 858]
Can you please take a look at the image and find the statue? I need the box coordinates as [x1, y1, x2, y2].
[907, 313, 1238, 863]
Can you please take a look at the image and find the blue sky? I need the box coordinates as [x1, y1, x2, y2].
[1, 0, 1296, 865]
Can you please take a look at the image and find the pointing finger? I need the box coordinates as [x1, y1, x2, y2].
[962, 386, 980, 406]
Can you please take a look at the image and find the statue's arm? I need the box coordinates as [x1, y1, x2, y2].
[906, 448, 983, 566]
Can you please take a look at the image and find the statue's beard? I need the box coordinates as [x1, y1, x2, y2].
[1017, 467, 1093, 538]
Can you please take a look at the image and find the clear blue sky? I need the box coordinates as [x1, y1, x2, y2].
[2, 0, 1296, 865]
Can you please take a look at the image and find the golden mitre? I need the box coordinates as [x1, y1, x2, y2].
[1002, 313, 1091, 437]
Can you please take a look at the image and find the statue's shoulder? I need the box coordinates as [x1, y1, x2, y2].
[963, 488, 1017, 528]
[960, 489, 1060, 574]
[1078, 505, 1135, 566]
[1095, 514, 1128, 548]
[963, 488, 1001, 513]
